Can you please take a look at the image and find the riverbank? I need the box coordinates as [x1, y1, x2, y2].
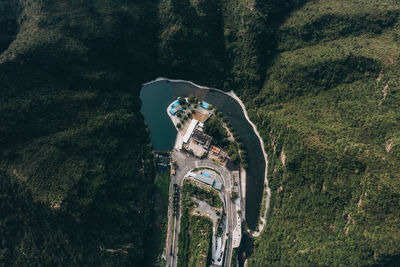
[227, 92, 270, 237]
[143, 77, 214, 90]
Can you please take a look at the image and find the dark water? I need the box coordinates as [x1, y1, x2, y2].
[238, 233, 254, 267]
[140, 81, 207, 151]
[140, 80, 265, 229]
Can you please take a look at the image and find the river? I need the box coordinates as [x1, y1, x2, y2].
[140, 80, 265, 230]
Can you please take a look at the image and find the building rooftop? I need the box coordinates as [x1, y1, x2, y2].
[195, 174, 214, 186]
[213, 182, 223, 191]
[183, 119, 198, 144]
[210, 145, 221, 155]
[192, 129, 212, 148]
[187, 170, 223, 192]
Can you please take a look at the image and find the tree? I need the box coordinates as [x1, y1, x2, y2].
[231, 191, 238, 201]
[199, 152, 208, 159]
[188, 95, 195, 103]
[178, 97, 185, 105]
[230, 153, 238, 162]
[208, 104, 213, 110]
[238, 142, 244, 149]
[177, 123, 181, 129]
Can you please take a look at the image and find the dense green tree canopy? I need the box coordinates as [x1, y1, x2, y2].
[1, 0, 399, 266]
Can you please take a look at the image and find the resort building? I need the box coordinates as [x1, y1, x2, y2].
[192, 129, 212, 149]
[213, 181, 223, 191]
[186, 171, 223, 191]
[183, 119, 198, 144]
[210, 145, 221, 155]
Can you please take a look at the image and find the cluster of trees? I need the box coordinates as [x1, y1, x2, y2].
[158, 0, 227, 88]
[177, 181, 213, 267]
[187, 215, 213, 266]
[176, 96, 198, 128]
[152, 171, 170, 266]
[2, 0, 400, 265]
[172, 184, 179, 216]
[249, 0, 400, 265]
[0, 1, 18, 53]
[0, 0, 159, 265]
[182, 180, 223, 209]
[221, 0, 308, 99]
[204, 115, 230, 147]
[205, 112, 247, 168]
[157, 0, 307, 95]
[279, 9, 399, 51]
[177, 193, 191, 267]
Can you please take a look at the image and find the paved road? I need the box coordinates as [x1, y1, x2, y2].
[165, 150, 235, 267]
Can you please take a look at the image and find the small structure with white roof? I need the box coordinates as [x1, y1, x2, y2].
[183, 119, 198, 144]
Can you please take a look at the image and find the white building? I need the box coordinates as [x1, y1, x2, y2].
[183, 119, 198, 144]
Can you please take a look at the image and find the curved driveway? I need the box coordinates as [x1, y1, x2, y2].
[165, 150, 235, 267]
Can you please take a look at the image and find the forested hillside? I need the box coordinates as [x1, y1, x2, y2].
[158, 0, 400, 265]
[1, 0, 399, 266]
[248, 0, 400, 265]
[0, 0, 158, 265]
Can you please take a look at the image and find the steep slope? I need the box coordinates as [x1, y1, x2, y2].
[249, 0, 400, 265]
[0, 0, 157, 265]
[157, 0, 307, 94]
[1, 0, 400, 266]
[158, 0, 227, 88]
